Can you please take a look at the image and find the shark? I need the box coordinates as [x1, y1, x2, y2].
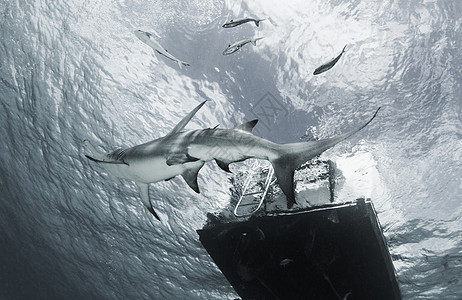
[313, 45, 347, 75]
[84, 101, 380, 221]
[222, 17, 266, 28]
[134, 30, 190, 68]
[223, 37, 264, 55]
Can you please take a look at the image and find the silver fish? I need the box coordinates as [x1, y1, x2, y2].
[313, 45, 347, 75]
[222, 17, 266, 28]
[134, 30, 190, 68]
[223, 37, 264, 55]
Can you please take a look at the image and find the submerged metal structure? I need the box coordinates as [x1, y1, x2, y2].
[197, 161, 401, 299]
[198, 199, 401, 299]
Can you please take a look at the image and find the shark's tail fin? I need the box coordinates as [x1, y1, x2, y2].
[269, 107, 380, 208]
[251, 37, 264, 46]
[255, 19, 266, 27]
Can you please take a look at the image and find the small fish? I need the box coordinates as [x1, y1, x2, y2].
[313, 45, 347, 75]
[280, 258, 294, 267]
[343, 291, 352, 300]
[223, 37, 264, 55]
[134, 30, 190, 68]
[222, 17, 265, 28]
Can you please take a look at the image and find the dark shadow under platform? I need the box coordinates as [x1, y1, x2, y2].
[198, 199, 401, 300]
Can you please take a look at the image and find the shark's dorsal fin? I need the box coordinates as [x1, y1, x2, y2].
[235, 119, 258, 133]
[136, 182, 161, 221]
[168, 101, 207, 135]
[181, 162, 204, 193]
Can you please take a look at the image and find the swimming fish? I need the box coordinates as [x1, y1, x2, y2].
[222, 17, 266, 28]
[223, 37, 264, 55]
[313, 45, 347, 75]
[280, 258, 294, 267]
[84, 101, 380, 220]
[134, 30, 190, 68]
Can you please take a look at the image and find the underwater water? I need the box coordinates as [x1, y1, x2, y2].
[0, 0, 461, 299]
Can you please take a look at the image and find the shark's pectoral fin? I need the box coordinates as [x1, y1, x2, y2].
[136, 182, 160, 221]
[271, 159, 296, 209]
[166, 153, 200, 166]
[215, 159, 232, 173]
[181, 162, 204, 193]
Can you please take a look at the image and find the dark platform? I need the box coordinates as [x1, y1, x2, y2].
[198, 199, 401, 300]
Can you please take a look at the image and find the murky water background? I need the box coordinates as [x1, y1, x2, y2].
[0, 0, 461, 299]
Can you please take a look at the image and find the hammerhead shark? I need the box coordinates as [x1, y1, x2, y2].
[84, 101, 380, 221]
[223, 37, 264, 55]
[313, 45, 347, 75]
[134, 30, 190, 68]
[222, 17, 266, 28]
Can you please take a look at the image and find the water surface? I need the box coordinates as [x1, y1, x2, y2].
[0, 0, 461, 298]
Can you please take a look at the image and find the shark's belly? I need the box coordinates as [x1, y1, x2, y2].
[117, 158, 184, 184]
